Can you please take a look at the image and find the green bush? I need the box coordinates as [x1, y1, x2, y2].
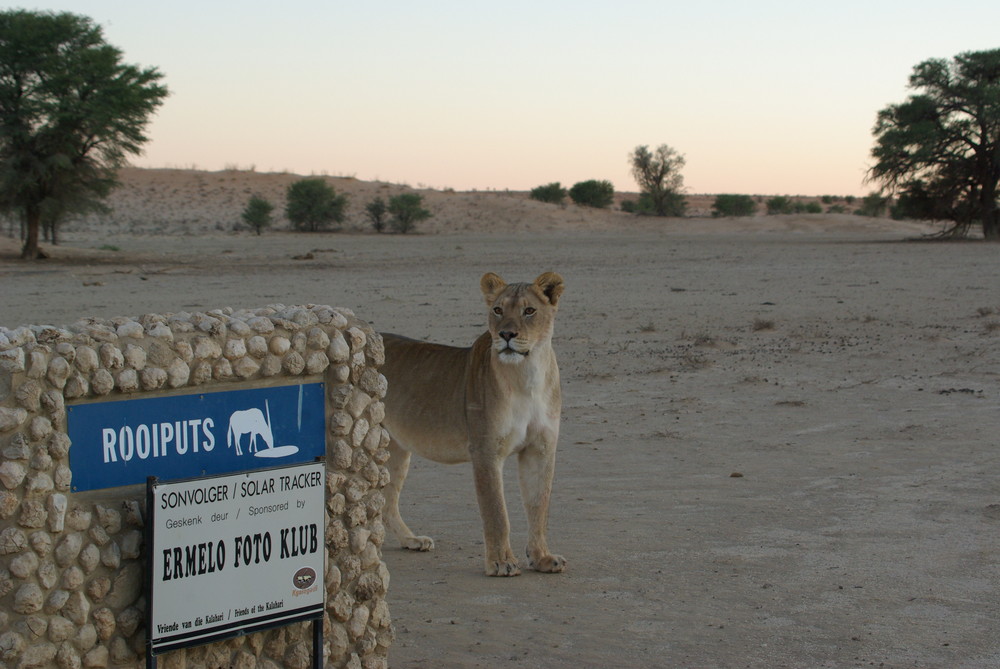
[654, 191, 686, 216]
[766, 196, 794, 215]
[790, 201, 823, 214]
[855, 192, 889, 217]
[622, 193, 653, 214]
[388, 193, 431, 233]
[530, 182, 567, 204]
[285, 178, 347, 231]
[712, 194, 756, 217]
[240, 195, 274, 235]
[569, 180, 615, 208]
[622, 192, 686, 216]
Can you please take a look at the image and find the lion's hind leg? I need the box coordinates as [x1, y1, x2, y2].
[384, 438, 435, 551]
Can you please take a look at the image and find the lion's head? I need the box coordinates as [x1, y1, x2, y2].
[480, 272, 564, 364]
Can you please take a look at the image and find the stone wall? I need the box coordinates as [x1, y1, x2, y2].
[0, 305, 393, 669]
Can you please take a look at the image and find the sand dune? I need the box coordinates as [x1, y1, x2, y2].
[20, 166, 937, 240]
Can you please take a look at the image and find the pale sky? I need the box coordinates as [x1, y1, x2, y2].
[29, 1, 1000, 195]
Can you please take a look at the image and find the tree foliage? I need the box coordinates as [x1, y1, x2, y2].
[712, 194, 756, 217]
[241, 195, 273, 235]
[530, 182, 567, 205]
[888, 183, 948, 221]
[39, 187, 109, 245]
[285, 178, 347, 232]
[569, 179, 614, 208]
[365, 197, 389, 233]
[629, 144, 687, 216]
[388, 193, 430, 233]
[0, 10, 168, 258]
[868, 48, 1000, 239]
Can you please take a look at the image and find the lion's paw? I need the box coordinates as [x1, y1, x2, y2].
[485, 560, 521, 577]
[402, 535, 434, 551]
[527, 552, 566, 573]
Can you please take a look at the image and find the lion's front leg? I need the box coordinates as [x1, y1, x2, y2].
[471, 455, 520, 576]
[518, 442, 566, 573]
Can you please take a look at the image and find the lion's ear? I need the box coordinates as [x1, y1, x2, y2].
[480, 272, 507, 303]
[533, 272, 564, 306]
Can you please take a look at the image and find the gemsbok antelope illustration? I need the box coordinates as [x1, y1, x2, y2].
[226, 400, 274, 456]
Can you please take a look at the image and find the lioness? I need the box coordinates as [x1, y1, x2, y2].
[380, 272, 566, 576]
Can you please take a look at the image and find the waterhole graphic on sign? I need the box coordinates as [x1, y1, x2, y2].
[68, 383, 325, 491]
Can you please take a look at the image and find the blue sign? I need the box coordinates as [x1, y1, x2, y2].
[68, 383, 326, 491]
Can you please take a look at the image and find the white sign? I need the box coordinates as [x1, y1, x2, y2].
[147, 462, 326, 655]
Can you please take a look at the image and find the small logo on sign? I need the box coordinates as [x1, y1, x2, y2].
[227, 400, 300, 459]
[293, 567, 317, 591]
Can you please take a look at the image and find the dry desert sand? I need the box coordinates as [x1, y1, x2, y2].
[3, 169, 1000, 668]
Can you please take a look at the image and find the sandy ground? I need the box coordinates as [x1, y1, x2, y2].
[3, 206, 1000, 667]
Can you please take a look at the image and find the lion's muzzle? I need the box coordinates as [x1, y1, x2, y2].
[496, 338, 529, 363]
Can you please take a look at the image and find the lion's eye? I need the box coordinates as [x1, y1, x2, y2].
[524, 307, 536, 316]
[493, 307, 503, 316]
